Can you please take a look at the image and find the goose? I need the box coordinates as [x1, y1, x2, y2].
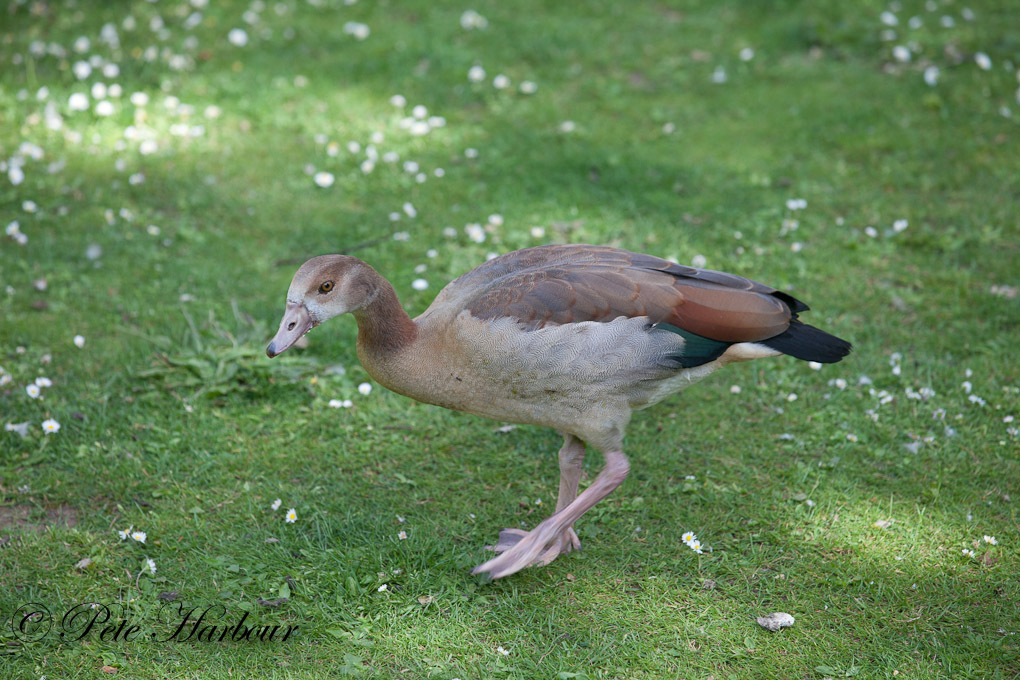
[267, 244, 850, 579]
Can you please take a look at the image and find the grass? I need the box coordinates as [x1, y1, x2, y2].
[2, 0, 1019, 677]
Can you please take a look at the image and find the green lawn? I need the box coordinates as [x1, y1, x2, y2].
[2, 0, 1019, 678]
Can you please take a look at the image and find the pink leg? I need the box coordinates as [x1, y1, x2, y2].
[473, 449, 630, 580]
[487, 434, 585, 555]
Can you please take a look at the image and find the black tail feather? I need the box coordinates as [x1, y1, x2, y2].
[762, 320, 852, 364]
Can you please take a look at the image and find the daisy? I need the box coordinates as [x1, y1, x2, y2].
[271, 498, 282, 511]
[131, 530, 147, 543]
[468, 65, 485, 82]
[118, 526, 133, 540]
[377, 584, 387, 592]
[73, 335, 86, 348]
[5, 422, 30, 437]
[41, 419, 61, 434]
[35, 377, 52, 387]
[228, 28, 249, 46]
[313, 172, 335, 188]
[682, 531, 696, 545]
[285, 508, 297, 523]
[398, 530, 407, 540]
[412, 279, 428, 291]
[690, 539, 703, 553]
[146, 558, 157, 575]
[497, 646, 510, 655]
[358, 383, 372, 395]
[983, 535, 998, 545]
[26, 384, 41, 399]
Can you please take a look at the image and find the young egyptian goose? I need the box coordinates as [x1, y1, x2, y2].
[267, 244, 850, 579]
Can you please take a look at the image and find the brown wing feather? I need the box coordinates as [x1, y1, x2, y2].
[459, 244, 796, 342]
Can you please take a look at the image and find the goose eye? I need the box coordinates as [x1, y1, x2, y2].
[319, 281, 334, 293]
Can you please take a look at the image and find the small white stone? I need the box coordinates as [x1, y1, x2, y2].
[756, 612, 795, 632]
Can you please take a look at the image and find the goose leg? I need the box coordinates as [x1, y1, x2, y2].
[487, 434, 585, 555]
[474, 449, 630, 580]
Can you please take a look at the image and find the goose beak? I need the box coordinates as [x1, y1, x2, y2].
[267, 302, 314, 358]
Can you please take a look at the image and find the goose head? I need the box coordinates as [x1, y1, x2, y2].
[266, 255, 378, 358]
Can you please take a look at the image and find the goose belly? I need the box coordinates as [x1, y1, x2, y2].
[408, 314, 725, 428]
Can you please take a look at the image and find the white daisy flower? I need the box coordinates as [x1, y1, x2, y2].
[26, 384, 41, 399]
[68, 92, 89, 111]
[41, 419, 60, 434]
[118, 526, 132, 540]
[460, 10, 488, 30]
[468, 65, 486, 83]
[377, 583, 387, 592]
[285, 508, 297, 523]
[412, 279, 428, 291]
[131, 530, 147, 543]
[682, 531, 696, 545]
[983, 535, 997, 545]
[398, 530, 407, 540]
[35, 377, 52, 387]
[358, 382, 372, 395]
[73, 335, 86, 348]
[271, 498, 282, 511]
[146, 558, 156, 574]
[228, 28, 249, 47]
